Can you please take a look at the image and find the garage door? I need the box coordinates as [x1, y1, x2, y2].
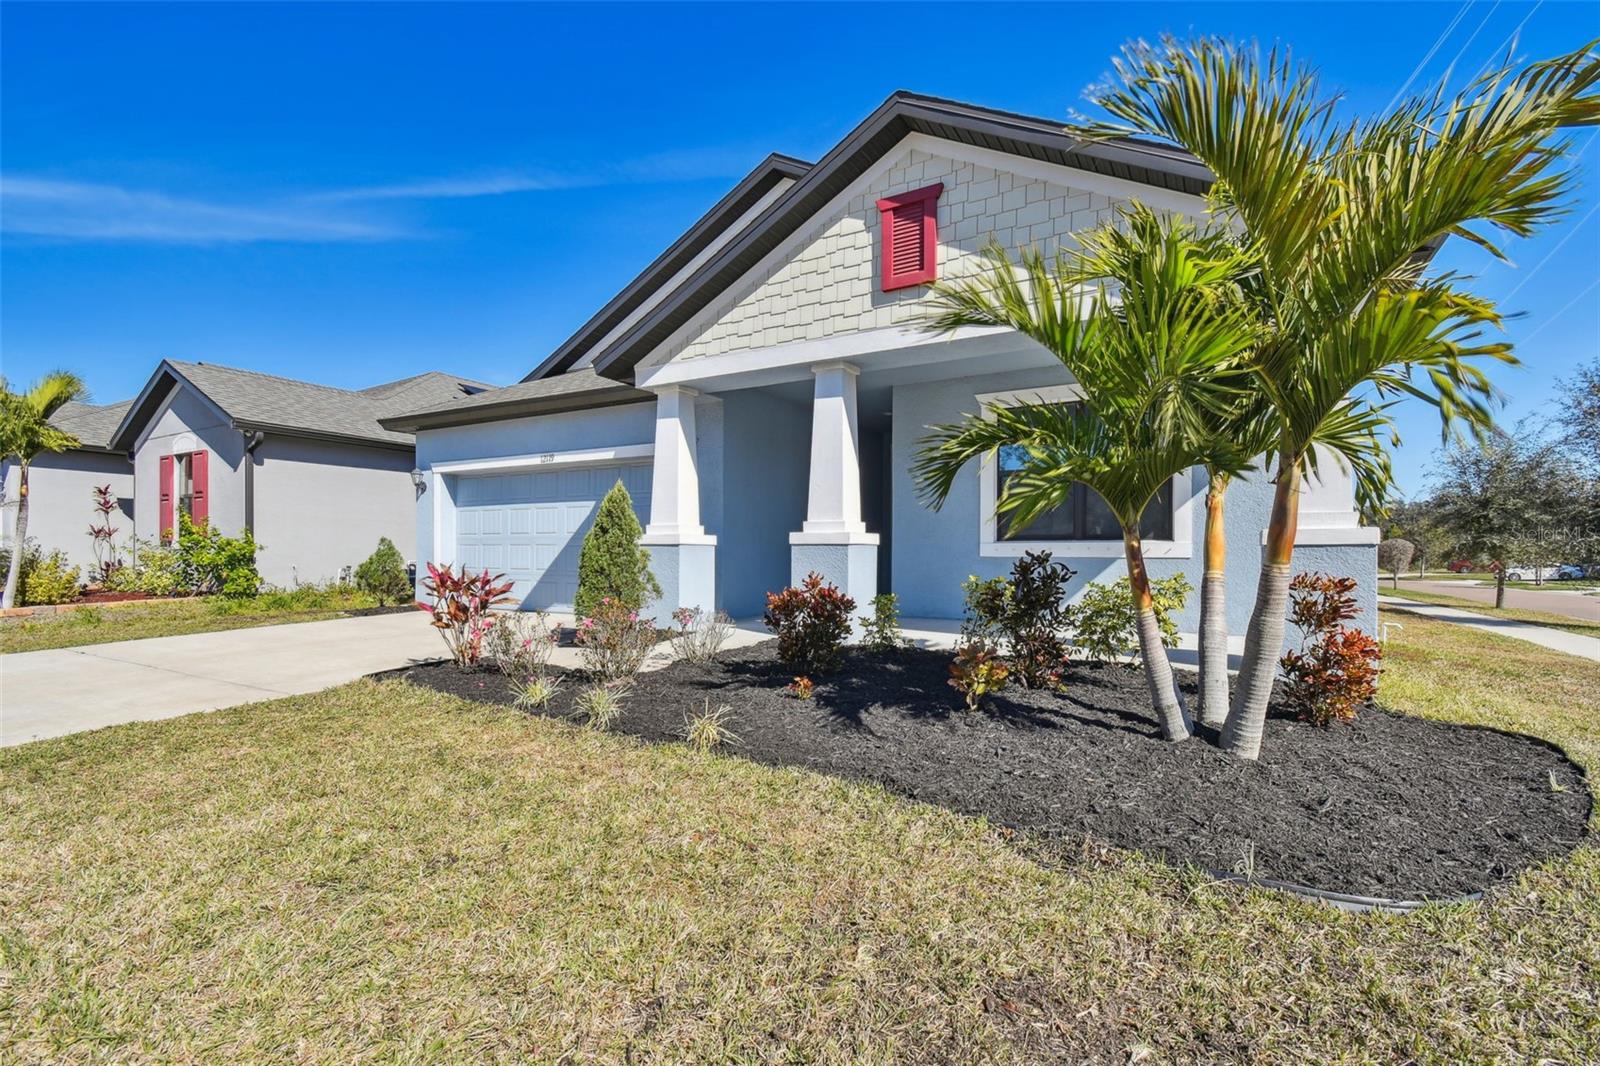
[454, 463, 651, 611]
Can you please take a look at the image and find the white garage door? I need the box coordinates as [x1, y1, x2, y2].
[455, 463, 651, 611]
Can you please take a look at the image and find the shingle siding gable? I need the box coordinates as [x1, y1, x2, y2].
[648, 147, 1126, 365]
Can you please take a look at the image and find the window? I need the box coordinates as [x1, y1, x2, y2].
[875, 183, 943, 291]
[177, 454, 195, 519]
[159, 449, 209, 541]
[997, 442, 1174, 542]
[976, 385, 1193, 559]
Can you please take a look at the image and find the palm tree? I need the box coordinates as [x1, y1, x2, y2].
[1083, 38, 1599, 759]
[1, 372, 88, 608]
[912, 208, 1260, 740]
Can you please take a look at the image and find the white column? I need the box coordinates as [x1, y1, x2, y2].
[642, 385, 713, 545]
[796, 361, 874, 541]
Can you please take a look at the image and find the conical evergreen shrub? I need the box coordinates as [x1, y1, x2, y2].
[574, 480, 660, 618]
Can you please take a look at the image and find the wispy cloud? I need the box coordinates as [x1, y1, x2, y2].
[1, 176, 407, 244]
[1, 146, 768, 244]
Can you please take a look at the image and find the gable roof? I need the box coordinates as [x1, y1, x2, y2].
[524, 152, 811, 382]
[578, 90, 1212, 383]
[378, 367, 652, 433]
[109, 360, 491, 452]
[50, 400, 135, 454]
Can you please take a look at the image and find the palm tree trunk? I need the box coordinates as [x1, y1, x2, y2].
[3, 462, 30, 609]
[1124, 531, 1192, 741]
[1197, 472, 1230, 730]
[1220, 456, 1301, 761]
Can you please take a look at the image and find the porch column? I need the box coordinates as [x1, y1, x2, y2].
[790, 362, 878, 628]
[640, 385, 716, 625]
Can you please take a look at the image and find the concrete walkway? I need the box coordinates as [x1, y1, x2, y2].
[0, 611, 448, 747]
[1377, 595, 1600, 663]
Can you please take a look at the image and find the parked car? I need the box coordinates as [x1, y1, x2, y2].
[1503, 564, 1559, 582]
[1554, 563, 1597, 580]
[1446, 559, 1479, 573]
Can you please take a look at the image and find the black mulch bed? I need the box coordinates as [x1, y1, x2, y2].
[399, 645, 1590, 900]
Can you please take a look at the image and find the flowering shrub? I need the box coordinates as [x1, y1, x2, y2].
[861, 593, 909, 653]
[577, 596, 657, 681]
[423, 563, 516, 669]
[763, 572, 855, 674]
[668, 605, 734, 664]
[948, 640, 1011, 711]
[483, 610, 557, 678]
[1278, 572, 1381, 726]
[786, 676, 815, 700]
[960, 551, 1077, 689]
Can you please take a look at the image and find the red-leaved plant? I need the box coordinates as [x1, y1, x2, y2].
[87, 484, 122, 583]
[1278, 572, 1381, 726]
[763, 572, 855, 674]
[423, 562, 516, 669]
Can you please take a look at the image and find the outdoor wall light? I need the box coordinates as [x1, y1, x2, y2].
[411, 468, 427, 496]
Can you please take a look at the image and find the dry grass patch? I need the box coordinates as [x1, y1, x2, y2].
[1, 612, 1597, 1063]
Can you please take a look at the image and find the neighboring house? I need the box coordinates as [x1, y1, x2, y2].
[108, 361, 487, 588]
[1, 400, 135, 576]
[383, 91, 1379, 634]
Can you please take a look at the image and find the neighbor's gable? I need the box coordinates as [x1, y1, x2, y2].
[640, 135, 1206, 368]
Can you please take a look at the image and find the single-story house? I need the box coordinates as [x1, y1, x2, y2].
[100, 360, 488, 588]
[382, 91, 1379, 635]
[1, 400, 135, 576]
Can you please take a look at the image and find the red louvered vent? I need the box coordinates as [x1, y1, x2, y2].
[876, 182, 942, 291]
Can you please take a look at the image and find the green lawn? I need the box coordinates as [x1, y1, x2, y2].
[0, 587, 405, 654]
[2, 611, 1596, 1062]
[1381, 585, 1600, 636]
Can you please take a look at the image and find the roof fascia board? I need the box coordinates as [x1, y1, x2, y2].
[589, 95, 1209, 381]
[121, 366, 238, 455]
[232, 421, 416, 453]
[523, 153, 811, 381]
[379, 390, 654, 434]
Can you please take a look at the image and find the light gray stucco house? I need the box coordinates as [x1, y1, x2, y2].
[105, 360, 487, 588]
[382, 92, 1380, 635]
[1, 400, 135, 576]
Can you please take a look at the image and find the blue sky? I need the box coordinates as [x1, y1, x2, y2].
[3, 1, 1597, 497]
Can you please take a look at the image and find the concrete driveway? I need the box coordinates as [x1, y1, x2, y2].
[1, 610, 447, 747]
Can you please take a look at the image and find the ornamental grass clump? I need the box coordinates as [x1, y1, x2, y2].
[514, 672, 564, 712]
[1278, 572, 1382, 727]
[682, 698, 738, 753]
[572, 680, 628, 731]
[763, 572, 855, 675]
[574, 480, 660, 618]
[422, 562, 515, 669]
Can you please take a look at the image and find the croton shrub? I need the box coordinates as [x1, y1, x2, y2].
[1278, 572, 1381, 726]
[763, 572, 855, 674]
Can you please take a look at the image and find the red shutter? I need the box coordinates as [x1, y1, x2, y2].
[876, 183, 943, 291]
[159, 454, 175, 542]
[190, 451, 209, 527]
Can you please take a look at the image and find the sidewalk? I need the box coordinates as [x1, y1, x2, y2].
[1377, 595, 1600, 663]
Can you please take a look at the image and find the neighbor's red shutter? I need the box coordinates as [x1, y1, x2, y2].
[190, 451, 209, 527]
[875, 183, 943, 291]
[159, 454, 175, 542]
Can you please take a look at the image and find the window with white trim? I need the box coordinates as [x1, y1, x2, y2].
[976, 384, 1193, 558]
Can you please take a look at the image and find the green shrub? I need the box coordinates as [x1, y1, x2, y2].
[178, 514, 261, 598]
[959, 551, 1077, 689]
[574, 481, 659, 619]
[20, 547, 81, 605]
[1067, 574, 1191, 665]
[861, 593, 909, 653]
[354, 537, 412, 606]
[104, 537, 189, 596]
[0, 542, 82, 606]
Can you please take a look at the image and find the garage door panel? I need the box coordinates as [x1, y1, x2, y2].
[454, 463, 651, 611]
